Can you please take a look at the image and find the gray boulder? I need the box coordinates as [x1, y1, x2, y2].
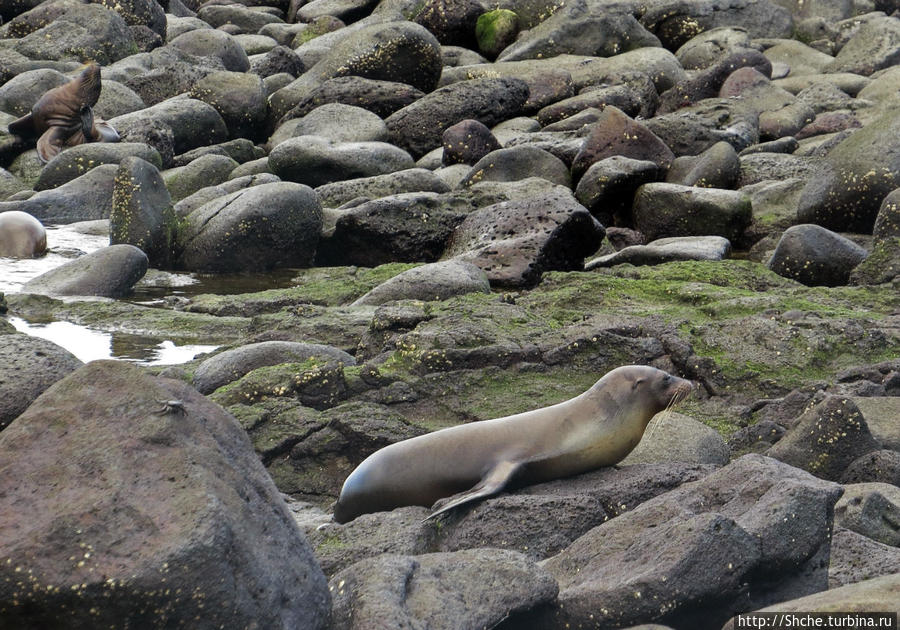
[329, 549, 557, 630]
[162, 154, 240, 202]
[197, 4, 283, 33]
[519, 454, 842, 629]
[574, 156, 660, 224]
[639, 0, 793, 49]
[269, 21, 442, 123]
[174, 173, 282, 217]
[315, 168, 450, 208]
[110, 157, 176, 267]
[34, 143, 161, 192]
[305, 507, 434, 578]
[23, 244, 148, 297]
[841, 450, 900, 486]
[435, 463, 716, 560]
[462, 146, 570, 188]
[385, 77, 530, 158]
[586, 236, 732, 269]
[0, 333, 82, 430]
[0, 68, 68, 117]
[442, 119, 501, 166]
[620, 412, 731, 465]
[194, 340, 356, 395]
[189, 71, 268, 141]
[109, 98, 229, 156]
[829, 527, 900, 588]
[826, 15, 900, 75]
[633, 183, 752, 242]
[352, 260, 490, 306]
[444, 187, 604, 287]
[13, 2, 136, 65]
[571, 106, 674, 180]
[269, 136, 414, 187]
[796, 106, 900, 233]
[270, 103, 387, 146]
[0, 360, 331, 629]
[646, 98, 760, 156]
[177, 182, 322, 273]
[277, 76, 425, 122]
[721, 574, 900, 627]
[168, 28, 250, 71]
[316, 192, 467, 267]
[0, 165, 116, 224]
[767, 224, 868, 286]
[833, 483, 900, 547]
[496, 0, 659, 61]
[767, 395, 880, 481]
[665, 140, 740, 188]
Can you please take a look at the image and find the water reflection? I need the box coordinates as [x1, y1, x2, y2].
[8, 317, 219, 366]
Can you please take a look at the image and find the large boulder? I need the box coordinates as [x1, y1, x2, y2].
[797, 106, 900, 233]
[193, 341, 356, 395]
[110, 157, 177, 268]
[0, 333, 83, 430]
[109, 98, 229, 156]
[34, 143, 163, 192]
[0, 360, 331, 629]
[22, 244, 148, 298]
[496, 0, 660, 61]
[633, 183, 752, 242]
[767, 395, 880, 481]
[12, 2, 137, 65]
[0, 165, 116, 224]
[352, 260, 490, 306]
[571, 106, 674, 180]
[269, 136, 414, 187]
[176, 182, 322, 273]
[329, 549, 557, 630]
[443, 186, 605, 287]
[767, 225, 869, 287]
[269, 22, 443, 123]
[385, 77, 530, 158]
[514, 455, 842, 629]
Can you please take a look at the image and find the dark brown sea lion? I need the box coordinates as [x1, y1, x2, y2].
[333, 365, 693, 523]
[7, 62, 120, 163]
[0, 210, 47, 258]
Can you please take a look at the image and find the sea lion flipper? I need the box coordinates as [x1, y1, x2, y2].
[8, 113, 35, 137]
[424, 460, 521, 521]
[93, 119, 120, 143]
[36, 126, 73, 163]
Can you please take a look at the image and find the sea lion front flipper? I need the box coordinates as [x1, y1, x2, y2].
[36, 126, 69, 163]
[424, 460, 521, 522]
[8, 113, 35, 138]
[93, 119, 120, 143]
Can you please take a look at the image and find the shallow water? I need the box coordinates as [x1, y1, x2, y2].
[0, 223, 295, 365]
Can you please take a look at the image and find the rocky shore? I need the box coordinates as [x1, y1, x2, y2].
[1, 0, 900, 627]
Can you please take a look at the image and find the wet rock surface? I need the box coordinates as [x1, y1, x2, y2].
[2, 0, 900, 626]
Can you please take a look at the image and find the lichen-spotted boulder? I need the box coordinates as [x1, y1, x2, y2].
[176, 182, 322, 273]
[0, 360, 331, 629]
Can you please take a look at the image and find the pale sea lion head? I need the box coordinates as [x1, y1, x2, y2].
[596, 365, 693, 421]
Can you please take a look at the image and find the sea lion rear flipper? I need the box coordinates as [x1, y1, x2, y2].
[8, 113, 35, 138]
[424, 460, 521, 521]
[93, 120, 120, 143]
[36, 126, 69, 163]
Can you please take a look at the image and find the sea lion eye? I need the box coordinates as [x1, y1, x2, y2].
[632, 378, 645, 390]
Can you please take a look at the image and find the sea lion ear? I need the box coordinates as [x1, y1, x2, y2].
[632, 378, 645, 390]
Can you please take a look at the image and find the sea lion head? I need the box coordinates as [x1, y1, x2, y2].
[597, 365, 693, 422]
[74, 62, 102, 109]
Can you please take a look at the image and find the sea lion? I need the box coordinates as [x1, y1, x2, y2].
[333, 365, 692, 523]
[7, 62, 120, 164]
[0, 210, 48, 258]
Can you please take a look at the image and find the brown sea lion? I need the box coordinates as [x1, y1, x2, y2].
[0, 210, 48, 258]
[7, 62, 120, 164]
[333, 365, 693, 523]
